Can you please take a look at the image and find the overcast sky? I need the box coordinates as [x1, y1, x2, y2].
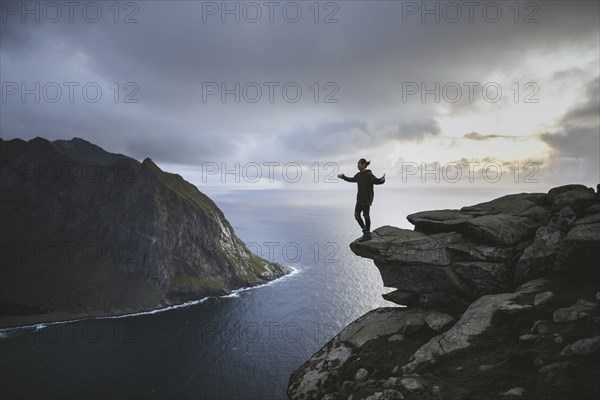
[1, 0, 598, 191]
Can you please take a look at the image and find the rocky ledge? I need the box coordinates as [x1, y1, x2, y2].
[289, 184, 599, 400]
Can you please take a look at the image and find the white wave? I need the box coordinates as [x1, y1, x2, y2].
[0, 264, 300, 333]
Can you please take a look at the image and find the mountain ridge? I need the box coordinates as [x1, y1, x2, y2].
[0, 136, 291, 328]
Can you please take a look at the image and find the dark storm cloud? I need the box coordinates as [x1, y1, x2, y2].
[559, 77, 600, 126]
[1, 0, 599, 167]
[540, 76, 600, 184]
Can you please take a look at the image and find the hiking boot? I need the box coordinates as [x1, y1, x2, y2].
[358, 231, 372, 242]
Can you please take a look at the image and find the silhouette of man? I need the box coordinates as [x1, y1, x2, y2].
[338, 158, 385, 241]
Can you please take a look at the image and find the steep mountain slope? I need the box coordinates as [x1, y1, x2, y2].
[0, 137, 291, 326]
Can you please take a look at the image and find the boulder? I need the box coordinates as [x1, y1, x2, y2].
[374, 260, 467, 295]
[407, 211, 541, 245]
[446, 242, 515, 263]
[574, 213, 600, 226]
[350, 225, 427, 260]
[287, 307, 439, 399]
[406, 210, 474, 234]
[549, 206, 577, 231]
[460, 214, 540, 245]
[547, 185, 596, 213]
[402, 278, 550, 374]
[515, 226, 565, 284]
[560, 336, 600, 356]
[451, 261, 512, 295]
[553, 302, 596, 323]
[338, 308, 428, 347]
[402, 291, 519, 373]
[460, 193, 547, 216]
[547, 184, 590, 203]
[423, 311, 455, 331]
[555, 223, 600, 276]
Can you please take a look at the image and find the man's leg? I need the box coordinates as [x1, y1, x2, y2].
[363, 206, 371, 232]
[354, 203, 366, 230]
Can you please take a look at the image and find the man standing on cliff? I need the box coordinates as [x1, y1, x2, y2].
[338, 158, 386, 242]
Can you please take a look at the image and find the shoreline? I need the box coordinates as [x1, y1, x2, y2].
[0, 264, 300, 333]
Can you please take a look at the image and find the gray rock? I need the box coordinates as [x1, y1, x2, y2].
[547, 184, 591, 203]
[460, 214, 540, 245]
[560, 335, 600, 356]
[451, 261, 512, 295]
[383, 289, 467, 308]
[531, 320, 551, 334]
[383, 377, 401, 389]
[423, 312, 455, 331]
[355, 368, 369, 381]
[382, 290, 417, 306]
[446, 241, 515, 263]
[516, 205, 551, 225]
[575, 212, 600, 226]
[550, 206, 577, 231]
[408, 210, 540, 245]
[515, 226, 565, 284]
[378, 232, 465, 266]
[587, 204, 600, 214]
[403, 291, 520, 373]
[388, 334, 405, 342]
[499, 301, 534, 315]
[577, 298, 598, 308]
[400, 377, 423, 391]
[402, 279, 550, 374]
[555, 222, 600, 273]
[350, 226, 427, 260]
[554, 336, 564, 345]
[374, 260, 466, 296]
[478, 363, 499, 372]
[534, 291, 554, 308]
[565, 222, 600, 244]
[407, 209, 474, 234]
[338, 308, 428, 347]
[500, 386, 525, 396]
[552, 189, 595, 212]
[519, 334, 539, 342]
[553, 302, 596, 322]
[539, 361, 574, 374]
[416, 291, 466, 308]
[460, 193, 546, 216]
[381, 389, 404, 400]
[287, 335, 354, 398]
[515, 278, 553, 293]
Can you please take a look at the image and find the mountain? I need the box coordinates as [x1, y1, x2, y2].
[289, 185, 600, 400]
[0, 137, 291, 327]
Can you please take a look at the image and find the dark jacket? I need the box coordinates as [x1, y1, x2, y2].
[342, 169, 385, 206]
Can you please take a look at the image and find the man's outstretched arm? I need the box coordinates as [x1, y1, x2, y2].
[338, 173, 357, 182]
[373, 173, 386, 185]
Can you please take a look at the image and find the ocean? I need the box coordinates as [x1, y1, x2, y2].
[0, 186, 522, 399]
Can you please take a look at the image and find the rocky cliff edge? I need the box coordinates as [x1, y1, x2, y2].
[289, 184, 600, 400]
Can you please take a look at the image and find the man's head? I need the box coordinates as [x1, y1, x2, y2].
[357, 158, 370, 171]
